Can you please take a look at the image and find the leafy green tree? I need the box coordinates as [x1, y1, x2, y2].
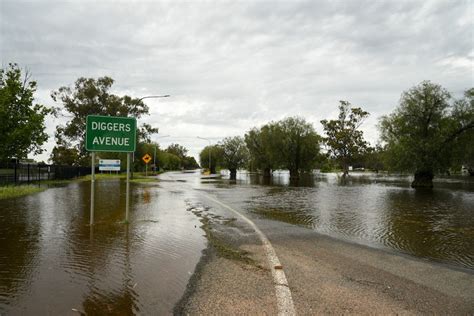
[271, 117, 321, 179]
[450, 88, 474, 175]
[51, 76, 157, 166]
[157, 151, 181, 170]
[199, 145, 223, 174]
[244, 125, 276, 177]
[50, 146, 80, 166]
[0, 63, 52, 162]
[182, 156, 200, 169]
[321, 101, 369, 177]
[219, 136, 249, 180]
[380, 81, 473, 188]
[166, 143, 188, 160]
[362, 145, 385, 172]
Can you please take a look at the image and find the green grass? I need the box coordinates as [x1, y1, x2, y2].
[129, 177, 159, 183]
[0, 185, 46, 200]
[34, 178, 86, 185]
[81, 172, 160, 181]
[82, 173, 127, 180]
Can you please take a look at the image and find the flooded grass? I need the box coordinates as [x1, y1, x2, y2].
[200, 216, 256, 265]
[35, 178, 86, 186]
[222, 217, 237, 226]
[186, 203, 257, 266]
[82, 173, 127, 180]
[129, 177, 159, 183]
[0, 176, 206, 314]
[0, 185, 45, 199]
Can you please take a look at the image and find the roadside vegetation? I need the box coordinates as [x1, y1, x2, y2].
[0, 185, 45, 200]
[1, 62, 472, 189]
[199, 82, 473, 188]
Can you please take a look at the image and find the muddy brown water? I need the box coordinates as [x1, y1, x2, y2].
[0, 180, 205, 315]
[216, 171, 474, 270]
[1, 171, 473, 314]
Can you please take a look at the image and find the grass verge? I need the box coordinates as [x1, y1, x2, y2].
[0, 185, 46, 200]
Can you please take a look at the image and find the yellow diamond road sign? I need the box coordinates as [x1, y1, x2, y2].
[142, 153, 152, 164]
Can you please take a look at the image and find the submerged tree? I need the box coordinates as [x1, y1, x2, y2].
[199, 145, 223, 174]
[51, 76, 157, 166]
[321, 101, 369, 177]
[271, 117, 321, 179]
[380, 81, 473, 188]
[244, 125, 276, 177]
[0, 63, 52, 161]
[450, 88, 474, 175]
[219, 136, 248, 180]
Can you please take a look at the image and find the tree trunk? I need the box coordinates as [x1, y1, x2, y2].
[263, 168, 271, 178]
[411, 170, 434, 188]
[289, 169, 299, 180]
[210, 166, 216, 174]
[342, 162, 349, 178]
[229, 168, 237, 180]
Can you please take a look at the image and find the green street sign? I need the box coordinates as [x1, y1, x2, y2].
[86, 115, 136, 152]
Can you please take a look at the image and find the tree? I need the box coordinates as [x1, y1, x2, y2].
[182, 156, 200, 169]
[51, 76, 158, 166]
[321, 101, 369, 177]
[380, 81, 474, 188]
[199, 145, 223, 174]
[0, 63, 51, 162]
[244, 125, 276, 177]
[450, 88, 474, 175]
[219, 136, 249, 180]
[165, 143, 188, 160]
[50, 146, 80, 166]
[362, 145, 385, 173]
[157, 151, 181, 170]
[271, 117, 321, 179]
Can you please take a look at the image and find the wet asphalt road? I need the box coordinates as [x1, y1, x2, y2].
[163, 171, 474, 314]
[1, 170, 473, 314]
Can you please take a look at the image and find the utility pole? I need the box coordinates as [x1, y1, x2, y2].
[131, 95, 170, 179]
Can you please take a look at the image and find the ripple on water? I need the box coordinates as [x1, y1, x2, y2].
[0, 181, 207, 314]
[241, 174, 474, 270]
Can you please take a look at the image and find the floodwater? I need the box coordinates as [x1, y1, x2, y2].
[0, 179, 206, 315]
[1, 171, 474, 314]
[215, 171, 474, 270]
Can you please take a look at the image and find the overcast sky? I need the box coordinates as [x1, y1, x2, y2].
[1, 0, 473, 163]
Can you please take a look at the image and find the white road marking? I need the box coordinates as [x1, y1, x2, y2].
[202, 193, 296, 316]
[163, 172, 296, 315]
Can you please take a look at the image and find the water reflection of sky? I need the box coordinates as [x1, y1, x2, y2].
[0, 180, 206, 314]
[216, 171, 474, 270]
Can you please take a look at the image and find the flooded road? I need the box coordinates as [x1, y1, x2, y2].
[1, 170, 473, 314]
[0, 179, 206, 315]
[212, 171, 474, 270]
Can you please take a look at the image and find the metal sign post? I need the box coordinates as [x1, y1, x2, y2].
[86, 115, 137, 225]
[126, 152, 131, 223]
[90, 152, 95, 226]
[142, 153, 151, 177]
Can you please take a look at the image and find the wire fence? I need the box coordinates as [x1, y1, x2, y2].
[0, 162, 92, 186]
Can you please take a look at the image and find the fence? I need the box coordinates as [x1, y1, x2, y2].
[0, 162, 92, 186]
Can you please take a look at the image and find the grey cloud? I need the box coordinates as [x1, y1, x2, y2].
[1, 0, 472, 161]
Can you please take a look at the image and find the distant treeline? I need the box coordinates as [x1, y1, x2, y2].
[199, 82, 473, 188]
[1, 63, 472, 188]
